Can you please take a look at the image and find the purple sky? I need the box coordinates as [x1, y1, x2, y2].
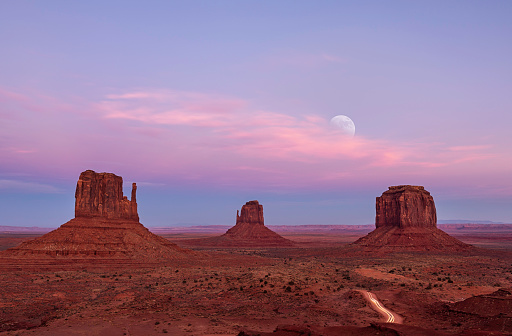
[1, 1, 511, 227]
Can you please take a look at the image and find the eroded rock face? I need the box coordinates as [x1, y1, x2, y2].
[352, 185, 471, 252]
[181, 200, 294, 247]
[376, 185, 436, 229]
[236, 200, 264, 226]
[223, 200, 292, 244]
[75, 170, 139, 221]
[0, 170, 199, 262]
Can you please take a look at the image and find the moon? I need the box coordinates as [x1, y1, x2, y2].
[330, 115, 355, 137]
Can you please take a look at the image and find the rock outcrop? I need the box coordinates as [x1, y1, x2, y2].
[182, 200, 295, 247]
[438, 288, 512, 334]
[376, 185, 436, 229]
[1, 170, 197, 263]
[238, 323, 449, 336]
[235, 200, 264, 226]
[75, 170, 139, 221]
[353, 185, 471, 252]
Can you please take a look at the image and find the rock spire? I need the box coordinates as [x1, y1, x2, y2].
[1, 170, 197, 262]
[181, 200, 295, 247]
[236, 200, 264, 226]
[75, 170, 139, 221]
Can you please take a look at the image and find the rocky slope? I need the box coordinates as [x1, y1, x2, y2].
[181, 201, 295, 247]
[0, 170, 197, 263]
[353, 185, 471, 252]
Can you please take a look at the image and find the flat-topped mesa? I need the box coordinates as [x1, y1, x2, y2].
[236, 200, 264, 226]
[75, 170, 139, 221]
[376, 185, 436, 229]
[352, 185, 471, 252]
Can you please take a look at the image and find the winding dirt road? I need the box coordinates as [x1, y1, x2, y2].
[362, 291, 403, 324]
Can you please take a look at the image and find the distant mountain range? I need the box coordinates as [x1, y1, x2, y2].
[437, 220, 507, 224]
[0, 226, 54, 233]
[1, 220, 511, 234]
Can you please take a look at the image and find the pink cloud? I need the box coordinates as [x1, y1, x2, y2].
[100, 90, 247, 127]
[448, 145, 492, 151]
[1, 87, 510, 195]
[94, 89, 504, 177]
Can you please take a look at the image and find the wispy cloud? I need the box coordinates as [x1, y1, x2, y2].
[0, 87, 508, 193]
[100, 90, 247, 127]
[0, 179, 63, 193]
[96, 89, 497, 171]
[448, 145, 492, 151]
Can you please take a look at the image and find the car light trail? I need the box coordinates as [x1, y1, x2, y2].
[367, 291, 396, 323]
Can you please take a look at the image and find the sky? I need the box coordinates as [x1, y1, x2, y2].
[1, 1, 511, 227]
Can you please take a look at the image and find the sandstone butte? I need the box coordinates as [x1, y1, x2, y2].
[0, 170, 196, 263]
[183, 200, 295, 247]
[353, 185, 471, 252]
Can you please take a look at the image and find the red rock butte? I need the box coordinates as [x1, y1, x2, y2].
[183, 200, 295, 247]
[75, 169, 139, 221]
[0, 170, 196, 264]
[353, 185, 471, 252]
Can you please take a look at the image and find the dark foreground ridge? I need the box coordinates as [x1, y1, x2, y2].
[352, 185, 471, 252]
[181, 200, 295, 247]
[0, 170, 197, 265]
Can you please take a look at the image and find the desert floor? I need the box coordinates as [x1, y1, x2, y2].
[0, 227, 511, 335]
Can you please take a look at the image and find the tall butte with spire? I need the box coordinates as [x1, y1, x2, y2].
[74, 170, 139, 221]
[353, 185, 470, 252]
[1, 170, 196, 263]
[183, 200, 294, 247]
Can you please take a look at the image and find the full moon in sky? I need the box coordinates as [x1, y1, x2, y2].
[330, 115, 355, 137]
